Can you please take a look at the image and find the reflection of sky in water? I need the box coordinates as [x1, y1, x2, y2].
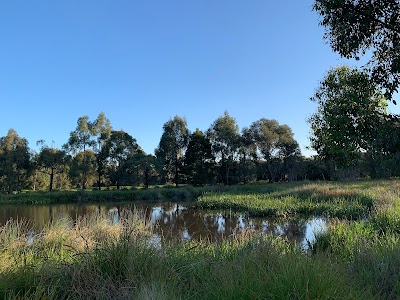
[151, 207, 163, 222]
[262, 220, 269, 232]
[302, 218, 327, 249]
[275, 225, 285, 236]
[148, 234, 162, 250]
[108, 208, 119, 224]
[249, 220, 254, 229]
[182, 228, 191, 240]
[27, 230, 35, 245]
[217, 214, 225, 233]
[238, 216, 245, 231]
[0, 202, 329, 250]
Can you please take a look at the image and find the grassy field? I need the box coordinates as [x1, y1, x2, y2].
[1, 180, 400, 299]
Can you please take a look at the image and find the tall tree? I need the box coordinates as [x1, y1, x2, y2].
[121, 150, 160, 189]
[0, 129, 31, 193]
[183, 129, 214, 186]
[314, 0, 400, 101]
[239, 127, 256, 184]
[91, 112, 112, 190]
[249, 118, 300, 182]
[207, 111, 240, 185]
[155, 116, 189, 186]
[64, 116, 96, 189]
[37, 146, 69, 192]
[309, 66, 388, 168]
[69, 150, 97, 189]
[105, 130, 139, 189]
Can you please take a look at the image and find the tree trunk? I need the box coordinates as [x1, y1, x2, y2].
[243, 152, 247, 184]
[267, 160, 274, 183]
[49, 168, 54, 192]
[136, 165, 140, 187]
[144, 167, 149, 189]
[174, 155, 179, 187]
[225, 164, 230, 186]
[82, 144, 87, 189]
[98, 171, 102, 191]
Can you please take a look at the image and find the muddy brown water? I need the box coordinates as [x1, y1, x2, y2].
[0, 202, 328, 248]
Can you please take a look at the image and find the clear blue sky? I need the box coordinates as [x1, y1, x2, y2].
[1, 1, 399, 156]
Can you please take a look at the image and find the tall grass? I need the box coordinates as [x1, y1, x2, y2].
[197, 181, 387, 218]
[0, 211, 372, 299]
[2, 180, 400, 299]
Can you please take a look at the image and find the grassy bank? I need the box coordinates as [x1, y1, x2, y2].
[0, 211, 372, 300]
[0, 185, 210, 205]
[312, 218, 400, 298]
[197, 180, 400, 219]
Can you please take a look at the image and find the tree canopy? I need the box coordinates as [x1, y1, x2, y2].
[207, 111, 240, 185]
[155, 116, 189, 186]
[37, 147, 69, 191]
[314, 0, 400, 101]
[183, 129, 214, 186]
[105, 130, 139, 189]
[0, 129, 31, 193]
[309, 66, 389, 167]
[248, 118, 300, 182]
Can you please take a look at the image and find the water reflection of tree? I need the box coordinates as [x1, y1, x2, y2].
[279, 218, 307, 246]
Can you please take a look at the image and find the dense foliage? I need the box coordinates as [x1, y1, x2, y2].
[309, 66, 400, 179]
[314, 0, 400, 101]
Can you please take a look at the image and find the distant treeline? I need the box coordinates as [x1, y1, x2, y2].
[0, 107, 398, 193]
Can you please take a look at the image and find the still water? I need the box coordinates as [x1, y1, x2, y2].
[0, 202, 327, 248]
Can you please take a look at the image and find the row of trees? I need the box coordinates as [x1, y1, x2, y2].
[155, 112, 302, 186]
[0, 112, 310, 193]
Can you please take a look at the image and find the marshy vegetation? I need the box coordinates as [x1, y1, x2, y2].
[0, 208, 369, 300]
[1, 180, 400, 299]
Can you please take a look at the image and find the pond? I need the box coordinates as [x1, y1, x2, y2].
[0, 202, 328, 249]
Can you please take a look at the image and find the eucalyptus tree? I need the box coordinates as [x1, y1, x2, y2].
[69, 150, 97, 189]
[64, 113, 112, 189]
[207, 111, 240, 185]
[309, 66, 388, 168]
[36, 144, 70, 191]
[0, 129, 31, 193]
[309, 66, 399, 177]
[64, 116, 96, 189]
[91, 112, 112, 190]
[183, 129, 214, 186]
[104, 130, 139, 189]
[249, 118, 300, 182]
[314, 0, 400, 102]
[155, 116, 189, 186]
[121, 150, 159, 188]
[239, 127, 256, 184]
